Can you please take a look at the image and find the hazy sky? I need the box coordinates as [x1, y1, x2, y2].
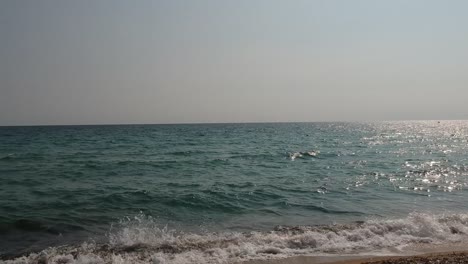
[1, 0, 468, 125]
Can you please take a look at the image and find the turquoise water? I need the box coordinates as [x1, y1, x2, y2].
[1, 121, 468, 263]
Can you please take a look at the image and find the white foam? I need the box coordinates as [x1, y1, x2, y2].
[4, 212, 468, 264]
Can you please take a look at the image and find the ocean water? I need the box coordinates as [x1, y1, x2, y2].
[1, 121, 468, 263]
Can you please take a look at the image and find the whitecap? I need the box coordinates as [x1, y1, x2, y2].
[5, 212, 468, 264]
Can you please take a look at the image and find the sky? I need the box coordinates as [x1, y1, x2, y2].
[1, 0, 468, 125]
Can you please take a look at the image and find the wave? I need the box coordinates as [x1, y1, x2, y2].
[4, 212, 468, 263]
[0, 154, 15, 161]
[289, 151, 319, 161]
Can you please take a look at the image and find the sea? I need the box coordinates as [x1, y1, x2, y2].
[1, 121, 468, 263]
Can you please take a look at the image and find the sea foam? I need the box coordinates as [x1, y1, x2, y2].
[4, 212, 468, 264]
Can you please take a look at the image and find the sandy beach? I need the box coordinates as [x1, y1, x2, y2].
[242, 243, 468, 264]
[243, 251, 468, 264]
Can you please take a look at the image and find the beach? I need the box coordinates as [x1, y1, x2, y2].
[3, 0, 468, 262]
[244, 251, 468, 264]
[2, 122, 468, 263]
[243, 243, 468, 264]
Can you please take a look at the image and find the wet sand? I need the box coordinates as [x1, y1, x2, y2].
[243, 251, 468, 264]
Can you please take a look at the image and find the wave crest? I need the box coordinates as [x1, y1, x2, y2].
[4, 212, 468, 264]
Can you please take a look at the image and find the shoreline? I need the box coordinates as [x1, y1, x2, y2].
[241, 243, 468, 264]
[2, 218, 468, 263]
[2, 244, 468, 263]
[243, 251, 468, 264]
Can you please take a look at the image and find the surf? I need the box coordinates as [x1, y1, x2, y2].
[4, 212, 468, 264]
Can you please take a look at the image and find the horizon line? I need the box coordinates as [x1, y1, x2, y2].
[0, 119, 463, 127]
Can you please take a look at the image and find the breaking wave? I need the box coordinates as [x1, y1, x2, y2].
[4, 212, 468, 264]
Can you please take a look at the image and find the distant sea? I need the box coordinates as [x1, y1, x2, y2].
[1, 121, 468, 263]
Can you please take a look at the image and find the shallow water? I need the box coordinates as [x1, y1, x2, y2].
[1, 121, 468, 262]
